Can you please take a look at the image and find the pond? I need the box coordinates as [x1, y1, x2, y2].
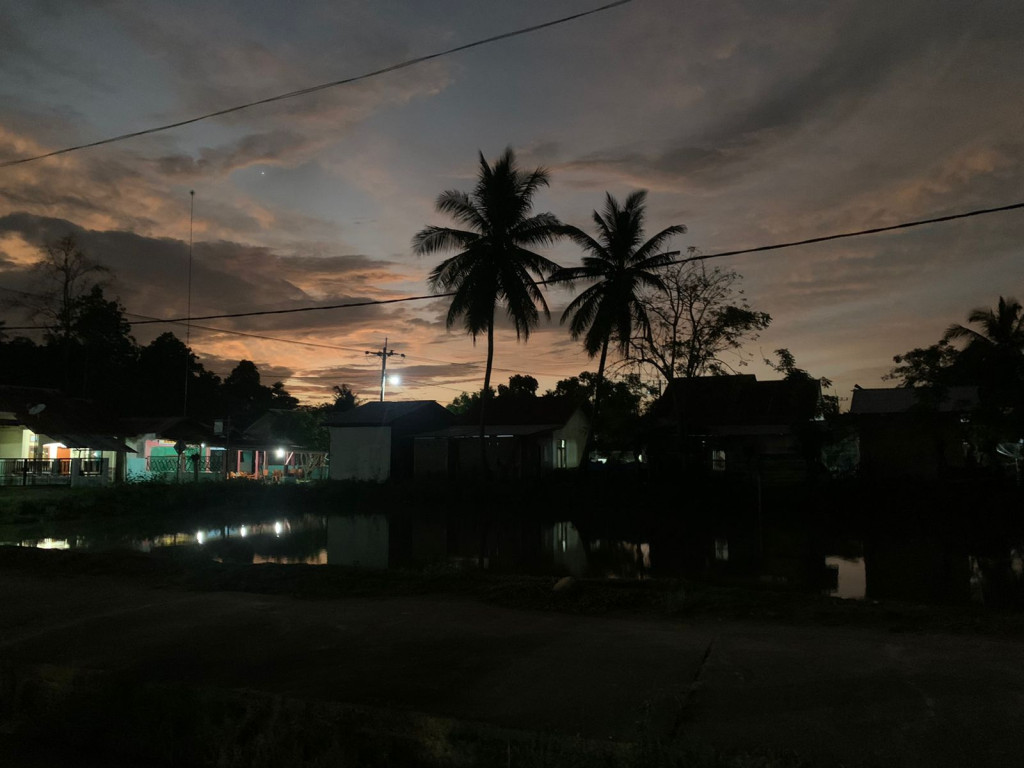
[9, 513, 1024, 608]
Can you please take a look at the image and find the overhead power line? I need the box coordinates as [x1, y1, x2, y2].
[0, 0, 632, 169]
[673, 201, 1024, 264]
[3, 200, 1020, 334]
[28, 198, 1015, 329]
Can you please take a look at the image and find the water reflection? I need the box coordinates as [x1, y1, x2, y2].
[13, 515, 328, 565]
[825, 556, 866, 600]
[11, 510, 1024, 608]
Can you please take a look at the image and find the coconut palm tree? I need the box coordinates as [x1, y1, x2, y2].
[944, 295, 1024, 392]
[413, 148, 563, 471]
[553, 190, 685, 457]
[945, 296, 1024, 349]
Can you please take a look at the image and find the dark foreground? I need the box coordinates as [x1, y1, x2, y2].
[2, 548, 1024, 767]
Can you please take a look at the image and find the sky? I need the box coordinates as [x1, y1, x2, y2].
[1, 0, 1021, 408]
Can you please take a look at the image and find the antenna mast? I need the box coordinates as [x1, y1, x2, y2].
[183, 189, 194, 417]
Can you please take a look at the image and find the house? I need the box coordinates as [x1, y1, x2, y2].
[325, 400, 454, 482]
[850, 386, 979, 479]
[235, 409, 328, 481]
[0, 385, 131, 486]
[118, 416, 221, 482]
[645, 374, 824, 484]
[413, 397, 590, 479]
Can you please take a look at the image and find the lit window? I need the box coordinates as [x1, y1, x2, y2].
[714, 538, 729, 561]
[711, 449, 726, 471]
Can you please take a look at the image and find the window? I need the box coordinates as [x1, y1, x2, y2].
[556, 439, 567, 469]
[714, 538, 729, 561]
[711, 449, 726, 471]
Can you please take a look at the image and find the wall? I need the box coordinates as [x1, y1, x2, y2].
[552, 409, 589, 469]
[329, 426, 392, 482]
[0, 425, 25, 458]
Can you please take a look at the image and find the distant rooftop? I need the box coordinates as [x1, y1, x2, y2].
[458, 396, 582, 428]
[658, 375, 821, 426]
[850, 386, 979, 415]
[324, 400, 450, 427]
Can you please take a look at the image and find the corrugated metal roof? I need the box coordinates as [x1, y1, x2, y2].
[457, 396, 582, 427]
[657, 375, 821, 426]
[850, 386, 979, 414]
[415, 424, 562, 439]
[324, 400, 448, 427]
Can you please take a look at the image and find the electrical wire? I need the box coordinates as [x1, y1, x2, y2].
[0, 0, 632, 169]
[6, 198, 1016, 331]
[3, 199, 1021, 389]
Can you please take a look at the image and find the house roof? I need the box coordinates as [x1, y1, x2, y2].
[657, 375, 821, 427]
[415, 424, 563, 439]
[458, 396, 582, 428]
[324, 400, 451, 427]
[118, 416, 214, 442]
[850, 386, 979, 415]
[0, 385, 134, 452]
[235, 409, 323, 451]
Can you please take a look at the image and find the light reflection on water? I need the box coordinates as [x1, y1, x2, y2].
[10, 514, 1024, 607]
[13, 515, 326, 564]
[825, 556, 866, 600]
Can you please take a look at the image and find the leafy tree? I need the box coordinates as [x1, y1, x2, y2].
[544, 371, 649, 452]
[270, 380, 299, 410]
[497, 374, 539, 399]
[134, 332, 222, 420]
[889, 296, 1024, 394]
[446, 387, 497, 415]
[635, 257, 770, 384]
[223, 360, 297, 427]
[553, 190, 684, 460]
[764, 348, 838, 419]
[67, 285, 137, 406]
[331, 384, 359, 412]
[887, 340, 962, 388]
[413, 148, 563, 471]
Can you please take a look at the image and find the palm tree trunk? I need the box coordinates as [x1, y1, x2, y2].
[477, 308, 496, 569]
[480, 308, 495, 478]
[580, 336, 610, 470]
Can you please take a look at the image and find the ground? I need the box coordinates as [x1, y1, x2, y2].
[2, 548, 1023, 767]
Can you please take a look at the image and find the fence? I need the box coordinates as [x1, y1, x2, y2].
[145, 454, 226, 477]
[0, 457, 110, 486]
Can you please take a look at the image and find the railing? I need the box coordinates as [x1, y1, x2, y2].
[0, 458, 71, 477]
[0, 457, 108, 486]
[145, 454, 226, 474]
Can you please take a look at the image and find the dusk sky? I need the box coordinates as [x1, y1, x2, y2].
[1, 0, 1021, 407]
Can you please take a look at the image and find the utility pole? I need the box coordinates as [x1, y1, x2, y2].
[365, 337, 404, 402]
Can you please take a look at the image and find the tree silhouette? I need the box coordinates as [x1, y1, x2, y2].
[944, 296, 1024, 397]
[32, 234, 110, 343]
[636, 259, 770, 384]
[553, 190, 684, 461]
[413, 148, 562, 472]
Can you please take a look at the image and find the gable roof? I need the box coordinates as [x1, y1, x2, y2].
[0, 385, 134, 452]
[458, 396, 582, 428]
[658, 375, 821, 427]
[324, 400, 452, 428]
[117, 416, 214, 442]
[850, 386, 979, 415]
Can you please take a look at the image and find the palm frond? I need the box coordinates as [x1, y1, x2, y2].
[413, 226, 479, 256]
